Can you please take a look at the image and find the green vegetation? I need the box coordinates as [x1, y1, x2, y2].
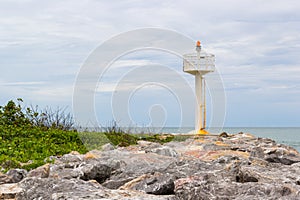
[78, 132, 110, 150]
[0, 126, 87, 171]
[0, 99, 192, 172]
[101, 121, 175, 146]
[0, 99, 87, 171]
[137, 134, 175, 144]
[103, 121, 138, 147]
[78, 126, 176, 150]
[171, 134, 192, 142]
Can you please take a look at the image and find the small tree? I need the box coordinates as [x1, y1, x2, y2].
[0, 98, 31, 126]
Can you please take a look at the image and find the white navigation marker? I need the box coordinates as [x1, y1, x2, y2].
[183, 41, 215, 134]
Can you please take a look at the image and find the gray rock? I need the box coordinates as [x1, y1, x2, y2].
[78, 160, 114, 183]
[27, 163, 50, 178]
[59, 152, 83, 163]
[102, 177, 134, 189]
[0, 183, 23, 199]
[265, 151, 300, 165]
[49, 156, 121, 182]
[102, 143, 115, 151]
[0, 169, 27, 184]
[16, 177, 175, 200]
[174, 175, 300, 200]
[147, 146, 179, 157]
[0, 173, 10, 184]
[137, 140, 162, 151]
[236, 161, 300, 184]
[249, 146, 265, 159]
[6, 168, 27, 183]
[101, 152, 177, 191]
[16, 177, 105, 199]
[133, 173, 175, 195]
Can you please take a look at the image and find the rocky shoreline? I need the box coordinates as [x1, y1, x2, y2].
[1, 132, 300, 199]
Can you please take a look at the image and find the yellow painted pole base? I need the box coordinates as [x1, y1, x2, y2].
[197, 129, 209, 135]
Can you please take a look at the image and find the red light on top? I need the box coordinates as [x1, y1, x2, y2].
[196, 41, 201, 47]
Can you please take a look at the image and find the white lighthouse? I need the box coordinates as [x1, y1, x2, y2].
[183, 41, 215, 134]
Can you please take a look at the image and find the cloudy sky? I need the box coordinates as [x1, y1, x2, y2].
[1, 0, 300, 128]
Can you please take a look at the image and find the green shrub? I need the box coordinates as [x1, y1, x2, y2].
[0, 124, 87, 171]
[78, 132, 110, 150]
[0, 99, 87, 171]
[100, 121, 137, 147]
[0, 98, 32, 127]
[104, 126, 137, 147]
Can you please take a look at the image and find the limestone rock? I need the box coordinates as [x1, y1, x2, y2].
[0, 173, 10, 184]
[27, 163, 50, 178]
[102, 177, 134, 189]
[102, 143, 115, 151]
[16, 177, 175, 200]
[59, 152, 83, 163]
[146, 146, 179, 157]
[0, 183, 23, 199]
[6, 169, 27, 183]
[49, 158, 120, 183]
[132, 172, 175, 195]
[0, 169, 27, 184]
[137, 140, 162, 150]
[78, 159, 114, 183]
[174, 175, 300, 200]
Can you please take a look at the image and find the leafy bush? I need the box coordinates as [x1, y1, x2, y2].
[0, 98, 32, 127]
[0, 124, 87, 171]
[0, 99, 87, 171]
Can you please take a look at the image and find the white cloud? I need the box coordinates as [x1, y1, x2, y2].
[2, 81, 45, 86]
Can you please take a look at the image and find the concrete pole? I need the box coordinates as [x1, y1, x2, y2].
[195, 72, 203, 131]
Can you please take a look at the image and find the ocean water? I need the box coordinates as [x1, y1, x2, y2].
[160, 127, 300, 152]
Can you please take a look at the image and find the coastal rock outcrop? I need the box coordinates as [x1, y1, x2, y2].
[1, 132, 300, 199]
